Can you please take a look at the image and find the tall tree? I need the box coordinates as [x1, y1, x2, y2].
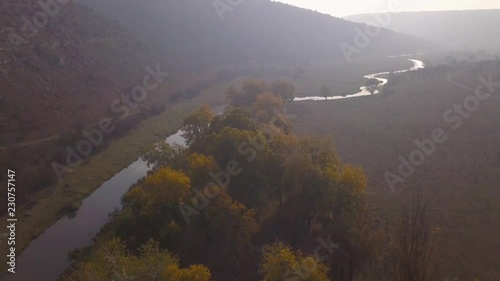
[182, 105, 214, 147]
[390, 189, 438, 281]
[272, 80, 295, 102]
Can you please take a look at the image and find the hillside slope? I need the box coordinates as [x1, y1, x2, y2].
[0, 0, 196, 204]
[345, 9, 500, 52]
[76, 0, 435, 66]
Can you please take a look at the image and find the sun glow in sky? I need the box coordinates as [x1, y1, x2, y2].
[275, 0, 500, 17]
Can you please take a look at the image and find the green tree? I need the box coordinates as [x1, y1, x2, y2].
[364, 78, 380, 87]
[209, 107, 258, 134]
[322, 165, 381, 281]
[365, 78, 381, 94]
[143, 142, 185, 171]
[182, 105, 213, 147]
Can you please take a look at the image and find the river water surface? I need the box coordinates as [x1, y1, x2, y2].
[3, 106, 224, 281]
[293, 59, 424, 101]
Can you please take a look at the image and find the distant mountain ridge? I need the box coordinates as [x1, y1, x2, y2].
[76, 0, 434, 66]
[344, 9, 500, 52]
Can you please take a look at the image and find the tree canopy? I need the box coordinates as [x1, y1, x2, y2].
[66, 80, 414, 281]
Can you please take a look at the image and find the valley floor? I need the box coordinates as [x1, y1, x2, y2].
[288, 60, 500, 280]
[1, 56, 446, 277]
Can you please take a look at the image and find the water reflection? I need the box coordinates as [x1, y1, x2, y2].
[293, 59, 424, 102]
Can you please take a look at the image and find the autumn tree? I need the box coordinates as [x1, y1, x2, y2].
[253, 92, 284, 122]
[65, 238, 211, 281]
[186, 153, 219, 188]
[227, 80, 269, 107]
[73, 80, 381, 281]
[272, 80, 295, 102]
[260, 241, 329, 281]
[319, 164, 383, 281]
[264, 134, 379, 281]
[177, 190, 259, 280]
[114, 167, 192, 249]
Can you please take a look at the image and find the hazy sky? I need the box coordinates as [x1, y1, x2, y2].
[276, 0, 500, 17]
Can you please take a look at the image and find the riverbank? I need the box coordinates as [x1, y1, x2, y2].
[0, 81, 228, 273]
[293, 58, 421, 101]
[1, 56, 420, 277]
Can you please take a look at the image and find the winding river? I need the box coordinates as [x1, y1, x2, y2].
[4, 108, 223, 281]
[5, 59, 424, 281]
[293, 59, 424, 101]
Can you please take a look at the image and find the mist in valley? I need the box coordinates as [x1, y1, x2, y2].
[0, 1, 499, 281]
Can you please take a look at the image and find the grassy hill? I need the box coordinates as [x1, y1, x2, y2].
[77, 0, 435, 66]
[0, 0, 222, 207]
[0, 0, 436, 212]
[345, 9, 500, 53]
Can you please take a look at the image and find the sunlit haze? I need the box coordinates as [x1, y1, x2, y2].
[275, 0, 500, 17]
[2, 0, 500, 280]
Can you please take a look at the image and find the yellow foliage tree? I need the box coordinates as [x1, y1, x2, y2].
[65, 238, 211, 281]
[260, 241, 329, 281]
[116, 167, 191, 248]
[272, 80, 295, 102]
[187, 153, 219, 188]
[253, 92, 284, 122]
[143, 167, 191, 208]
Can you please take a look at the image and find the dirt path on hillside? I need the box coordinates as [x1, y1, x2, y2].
[0, 135, 60, 151]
